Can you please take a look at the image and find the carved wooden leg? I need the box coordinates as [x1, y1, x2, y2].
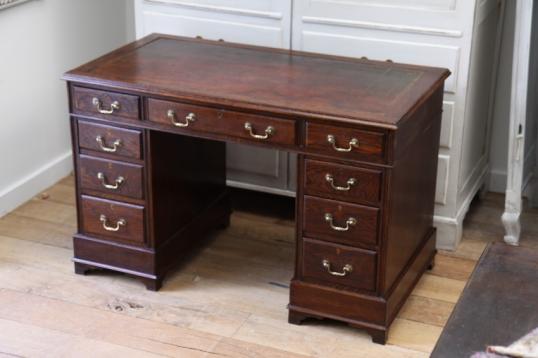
[369, 329, 388, 345]
[141, 277, 163, 291]
[428, 256, 436, 270]
[74, 262, 94, 275]
[217, 213, 231, 230]
[288, 310, 309, 325]
[348, 324, 388, 345]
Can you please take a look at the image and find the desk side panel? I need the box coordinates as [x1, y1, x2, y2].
[382, 85, 444, 295]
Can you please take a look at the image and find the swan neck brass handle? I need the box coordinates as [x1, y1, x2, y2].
[325, 174, 357, 191]
[96, 136, 122, 153]
[97, 172, 125, 190]
[244, 122, 275, 140]
[168, 110, 196, 127]
[324, 213, 357, 232]
[327, 135, 359, 152]
[92, 97, 120, 114]
[99, 215, 126, 232]
[322, 259, 353, 277]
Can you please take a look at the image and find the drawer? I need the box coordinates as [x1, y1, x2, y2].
[304, 159, 382, 205]
[78, 121, 142, 160]
[303, 196, 379, 247]
[80, 195, 145, 246]
[148, 98, 296, 146]
[78, 155, 144, 200]
[306, 123, 386, 163]
[302, 238, 376, 292]
[72, 87, 140, 120]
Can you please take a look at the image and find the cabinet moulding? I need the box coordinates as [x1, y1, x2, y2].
[302, 16, 463, 38]
[144, 0, 284, 20]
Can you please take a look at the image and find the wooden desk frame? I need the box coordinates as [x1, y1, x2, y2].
[64, 34, 449, 344]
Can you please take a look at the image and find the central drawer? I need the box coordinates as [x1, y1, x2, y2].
[147, 98, 296, 146]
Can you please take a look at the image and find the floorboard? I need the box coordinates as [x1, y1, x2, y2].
[0, 177, 527, 357]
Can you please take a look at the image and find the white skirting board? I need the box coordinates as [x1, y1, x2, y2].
[0, 152, 73, 218]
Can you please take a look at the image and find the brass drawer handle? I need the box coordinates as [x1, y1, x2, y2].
[322, 259, 353, 277]
[168, 110, 196, 127]
[92, 97, 120, 114]
[324, 213, 357, 231]
[325, 174, 357, 191]
[99, 215, 126, 232]
[327, 135, 359, 152]
[244, 122, 275, 140]
[96, 136, 122, 153]
[97, 172, 125, 190]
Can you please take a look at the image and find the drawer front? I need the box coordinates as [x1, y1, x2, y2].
[306, 123, 386, 163]
[304, 159, 382, 205]
[78, 155, 144, 199]
[80, 196, 145, 245]
[302, 238, 376, 292]
[78, 121, 142, 160]
[148, 98, 296, 146]
[303, 196, 379, 246]
[73, 87, 140, 120]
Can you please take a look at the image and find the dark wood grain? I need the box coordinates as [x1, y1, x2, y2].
[73, 86, 140, 121]
[78, 120, 142, 160]
[289, 279, 386, 330]
[146, 129, 229, 248]
[64, 34, 448, 343]
[305, 122, 387, 164]
[304, 159, 383, 205]
[382, 85, 443, 294]
[78, 155, 144, 199]
[64, 34, 449, 127]
[303, 195, 379, 247]
[302, 238, 377, 292]
[148, 98, 297, 147]
[431, 243, 538, 358]
[80, 195, 145, 246]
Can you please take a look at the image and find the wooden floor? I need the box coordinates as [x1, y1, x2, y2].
[0, 176, 536, 357]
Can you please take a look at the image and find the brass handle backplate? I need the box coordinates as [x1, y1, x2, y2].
[92, 97, 120, 114]
[99, 215, 126, 232]
[322, 259, 353, 277]
[325, 174, 357, 191]
[324, 213, 357, 232]
[97, 172, 125, 190]
[96, 136, 122, 153]
[168, 110, 196, 127]
[244, 122, 275, 140]
[327, 135, 359, 152]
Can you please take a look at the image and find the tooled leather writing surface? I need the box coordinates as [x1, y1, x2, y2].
[65, 34, 449, 126]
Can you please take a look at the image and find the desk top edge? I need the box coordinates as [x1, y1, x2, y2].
[64, 33, 450, 128]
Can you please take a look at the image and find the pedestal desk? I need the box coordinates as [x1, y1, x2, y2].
[63, 34, 449, 344]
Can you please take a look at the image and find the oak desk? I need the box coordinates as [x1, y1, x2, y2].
[63, 34, 449, 344]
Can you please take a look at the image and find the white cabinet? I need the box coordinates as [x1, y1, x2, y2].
[135, 0, 505, 249]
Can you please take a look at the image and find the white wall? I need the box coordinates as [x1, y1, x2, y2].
[0, 0, 135, 217]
